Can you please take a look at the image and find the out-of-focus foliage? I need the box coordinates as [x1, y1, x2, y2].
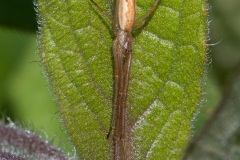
[184, 62, 240, 159]
[209, 0, 240, 86]
[0, 0, 37, 32]
[182, 0, 240, 158]
[0, 28, 31, 119]
[193, 0, 240, 133]
[0, 27, 72, 154]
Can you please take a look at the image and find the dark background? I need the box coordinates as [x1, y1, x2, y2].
[0, 0, 239, 153]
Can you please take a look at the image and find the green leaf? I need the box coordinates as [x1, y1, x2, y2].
[37, 0, 207, 159]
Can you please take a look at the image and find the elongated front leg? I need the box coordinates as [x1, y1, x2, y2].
[112, 36, 122, 160]
[111, 38, 120, 136]
[134, 0, 160, 30]
[90, 0, 113, 22]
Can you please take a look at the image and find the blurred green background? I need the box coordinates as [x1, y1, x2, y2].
[0, 0, 239, 154]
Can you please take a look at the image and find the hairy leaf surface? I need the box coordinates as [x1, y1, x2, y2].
[37, 0, 207, 159]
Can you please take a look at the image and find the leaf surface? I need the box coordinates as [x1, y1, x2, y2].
[37, 0, 207, 159]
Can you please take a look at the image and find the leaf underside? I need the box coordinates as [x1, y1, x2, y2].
[38, 0, 207, 159]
